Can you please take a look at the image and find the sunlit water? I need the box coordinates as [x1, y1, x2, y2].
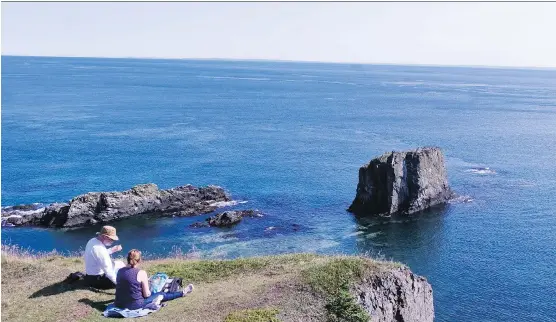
[2, 56, 555, 321]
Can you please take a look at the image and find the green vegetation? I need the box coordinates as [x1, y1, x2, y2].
[224, 308, 280, 322]
[1, 246, 398, 322]
[324, 289, 370, 322]
[148, 253, 319, 283]
[302, 259, 372, 322]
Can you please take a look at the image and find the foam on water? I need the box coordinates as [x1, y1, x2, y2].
[465, 167, 497, 175]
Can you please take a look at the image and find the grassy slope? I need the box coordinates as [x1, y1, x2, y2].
[1, 249, 400, 322]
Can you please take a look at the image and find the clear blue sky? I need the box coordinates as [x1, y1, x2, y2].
[2, 2, 556, 67]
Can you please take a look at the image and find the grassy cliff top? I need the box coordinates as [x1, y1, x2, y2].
[1, 246, 401, 322]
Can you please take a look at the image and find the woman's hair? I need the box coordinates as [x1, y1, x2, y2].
[127, 249, 142, 267]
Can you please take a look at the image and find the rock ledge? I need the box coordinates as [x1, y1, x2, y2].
[2, 183, 231, 228]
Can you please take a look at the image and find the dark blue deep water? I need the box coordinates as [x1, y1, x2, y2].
[2, 56, 556, 321]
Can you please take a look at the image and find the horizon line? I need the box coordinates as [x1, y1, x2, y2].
[3, 54, 556, 71]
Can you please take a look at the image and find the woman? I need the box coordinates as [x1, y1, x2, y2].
[114, 249, 194, 310]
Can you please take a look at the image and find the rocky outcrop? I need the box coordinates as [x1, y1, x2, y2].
[1, 184, 231, 228]
[349, 147, 453, 216]
[354, 266, 434, 322]
[208, 211, 243, 227]
[0, 204, 46, 227]
[190, 210, 264, 228]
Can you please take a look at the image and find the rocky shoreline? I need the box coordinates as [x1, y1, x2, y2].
[1, 183, 234, 228]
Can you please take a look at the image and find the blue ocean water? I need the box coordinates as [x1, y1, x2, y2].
[2, 56, 556, 321]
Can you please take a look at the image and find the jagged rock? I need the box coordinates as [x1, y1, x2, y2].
[349, 147, 453, 216]
[204, 210, 264, 227]
[1, 204, 46, 226]
[41, 203, 70, 227]
[354, 266, 434, 322]
[3, 204, 42, 211]
[1, 183, 231, 228]
[207, 211, 243, 227]
[236, 209, 264, 218]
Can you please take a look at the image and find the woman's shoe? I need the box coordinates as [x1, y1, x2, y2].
[182, 284, 194, 296]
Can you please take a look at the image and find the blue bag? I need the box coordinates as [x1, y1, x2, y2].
[149, 272, 169, 293]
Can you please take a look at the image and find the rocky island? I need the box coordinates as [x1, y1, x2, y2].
[1, 183, 233, 228]
[349, 147, 453, 216]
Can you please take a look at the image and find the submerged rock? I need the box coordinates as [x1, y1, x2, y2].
[206, 210, 263, 227]
[349, 147, 453, 216]
[264, 223, 302, 234]
[189, 210, 264, 228]
[208, 211, 243, 227]
[1, 183, 231, 228]
[189, 222, 210, 228]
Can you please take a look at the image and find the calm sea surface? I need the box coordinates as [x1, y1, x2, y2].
[2, 56, 556, 321]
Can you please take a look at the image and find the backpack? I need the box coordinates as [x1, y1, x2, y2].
[165, 278, 183, 293]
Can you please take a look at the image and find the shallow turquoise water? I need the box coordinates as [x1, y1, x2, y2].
[2, 56, 556, 321]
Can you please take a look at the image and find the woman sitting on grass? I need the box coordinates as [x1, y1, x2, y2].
[114, 249, 194, 310]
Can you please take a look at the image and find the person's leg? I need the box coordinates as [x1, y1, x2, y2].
[84, 274, 115, 289]
[144, 292, 162, 305]
[144, 284, 194, 306]
[159, 284, 194, 303]
[160, 291, 184, 302]
[144, 291, 182, 305]
[97, 275, 116, 289]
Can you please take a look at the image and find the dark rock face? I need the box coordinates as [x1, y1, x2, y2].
[190, 210, 264, 228]
[349, 147, 453, 216]
[234, 209, 264, 219]
[1, 207, 45, 226]
[41, 203, 70, 227]
[206, 210, 263, 227]
[207, 211, 243, 227]
[354, 266, 434, 322]
[1, 184, 231, 228]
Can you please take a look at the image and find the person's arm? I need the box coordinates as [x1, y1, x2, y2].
[95, 246, 118, 284]
[138, 270, 151, 298]
[108, 245, 123, 255]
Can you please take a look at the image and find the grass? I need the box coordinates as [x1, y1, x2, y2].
[148, 253, 319, 283]
[224, 308, 280, 322]
[302, 258, 376, 322]
[1, 245, 400, 322]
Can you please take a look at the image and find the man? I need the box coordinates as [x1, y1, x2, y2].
[84, 225, 125, 289]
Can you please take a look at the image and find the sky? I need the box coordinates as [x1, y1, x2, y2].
[2, 2, 556, 68]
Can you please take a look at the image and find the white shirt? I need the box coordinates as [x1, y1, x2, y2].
[84, 237, 118, 284]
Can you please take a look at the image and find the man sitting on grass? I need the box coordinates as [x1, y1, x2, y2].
[83, 225, 125, 289]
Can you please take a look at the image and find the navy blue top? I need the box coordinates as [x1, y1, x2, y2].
[114, 267, 144, 310]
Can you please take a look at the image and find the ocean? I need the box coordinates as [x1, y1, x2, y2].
[2, 56, 555, 321]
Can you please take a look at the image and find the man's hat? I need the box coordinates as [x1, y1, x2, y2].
[96, 225, 119, 241]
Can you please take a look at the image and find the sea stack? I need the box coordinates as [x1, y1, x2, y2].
[348, 147, 452, 216]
